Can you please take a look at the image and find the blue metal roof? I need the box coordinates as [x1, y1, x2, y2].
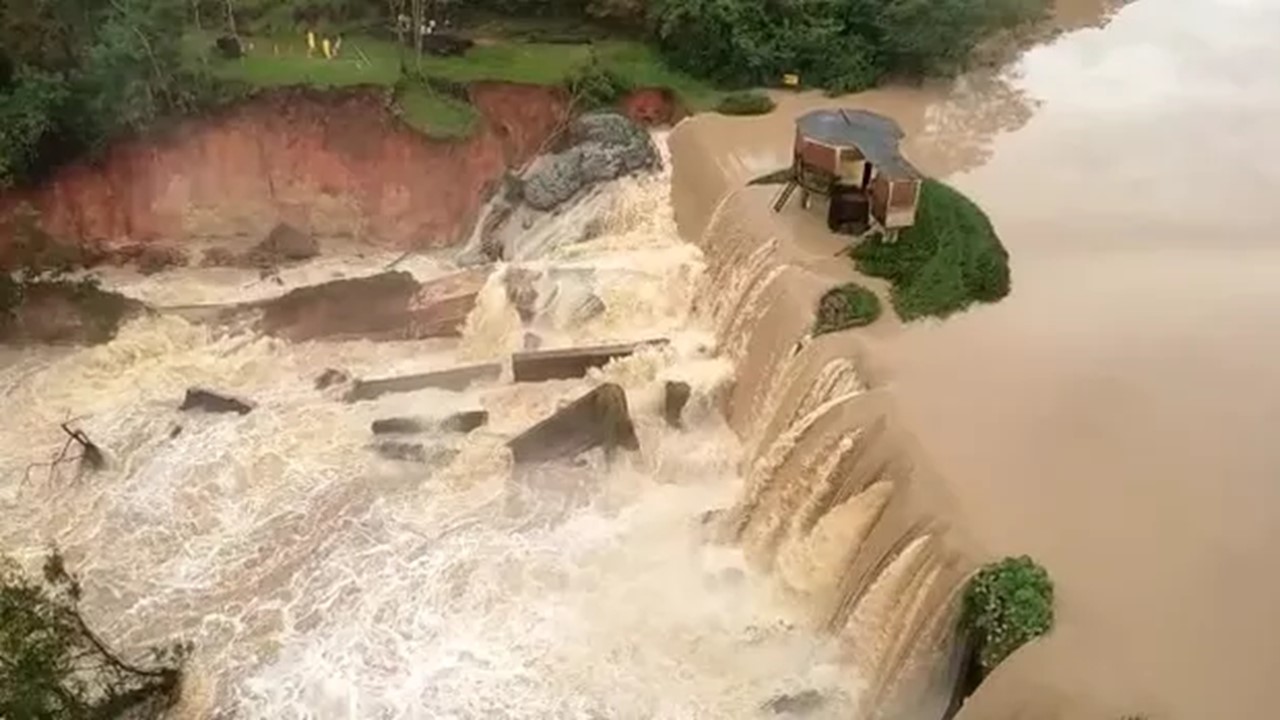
[796, 109, 920, 180]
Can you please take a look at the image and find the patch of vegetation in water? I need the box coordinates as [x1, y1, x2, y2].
[714, 90, 776, 116]
[850, 179, 1010, 321]
[962, 555, 1055, 674]
[814, 283, 882, 335]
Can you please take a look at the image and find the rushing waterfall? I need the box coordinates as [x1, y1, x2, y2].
[1, 127, 972, 720]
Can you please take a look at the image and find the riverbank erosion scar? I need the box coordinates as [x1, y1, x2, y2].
[0, 83, 570, 254]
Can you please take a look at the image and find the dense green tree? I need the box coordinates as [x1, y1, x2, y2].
[651, 0, 1047, 93]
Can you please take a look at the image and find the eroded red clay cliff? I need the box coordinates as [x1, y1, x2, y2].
[0, 83, 570, 257]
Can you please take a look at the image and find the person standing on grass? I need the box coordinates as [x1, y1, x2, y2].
[307, 30, 317, 57]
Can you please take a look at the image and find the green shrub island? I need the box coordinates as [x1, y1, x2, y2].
[851, 179, 1011, 321]
[962, 555, 1054, 674]
[814, 283, 882, 334]
[715, 90, 776, 116]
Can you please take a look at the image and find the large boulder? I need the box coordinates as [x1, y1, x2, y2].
[246, 222, 320, 266]
[519, 112, 659, 211]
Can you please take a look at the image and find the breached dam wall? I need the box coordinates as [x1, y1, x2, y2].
[671, 115, 981, 719]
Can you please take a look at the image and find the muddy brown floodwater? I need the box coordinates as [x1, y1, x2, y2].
[673, 0, 1280, 716]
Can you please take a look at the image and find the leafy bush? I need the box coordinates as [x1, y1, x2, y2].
[962, 555, 1054, 674]
[1, 551, 189, 718]
[715, 90, 775, 115]
[567, 58, 634, 109]
[851, 179, 1010, 320]
[814, 283, 881, 334]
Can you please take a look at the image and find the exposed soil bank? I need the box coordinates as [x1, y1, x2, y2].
[0, 83, 570, 258]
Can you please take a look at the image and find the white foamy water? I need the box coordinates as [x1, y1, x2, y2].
[0, 135, 868, 719]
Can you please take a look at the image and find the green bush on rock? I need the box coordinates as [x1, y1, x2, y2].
[814, 283, 882, 334]
[851, 179, 1010, 321]
[962, 555, 1054, 674]
[715, 90, 776, 116]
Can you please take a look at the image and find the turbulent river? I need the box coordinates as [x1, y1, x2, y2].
[0, 148, 876, 718]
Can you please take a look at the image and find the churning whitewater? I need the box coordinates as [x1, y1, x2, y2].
[0, 136, 879, 719]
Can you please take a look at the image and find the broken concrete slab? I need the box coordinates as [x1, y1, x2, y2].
[664, 380, 691, 429]
[370, 417, 430, 435]
[370, 410, 489, 435]
[507, 383, 639, 464]
[253, 268, 489, 342]
[179, 388, 254, 415]
[511, 339, 668, 383]
[344, 362, 503, 402]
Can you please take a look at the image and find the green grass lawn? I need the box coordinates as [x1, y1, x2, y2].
[188, 32, 721, 137]
[850, 179, 1011, 321]
[395, 86, 478, 139]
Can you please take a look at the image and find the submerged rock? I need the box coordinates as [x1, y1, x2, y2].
[179, 388, 254, 415]
[440, 410, 489, 433]
[246, 222, 319, 266]
[762, 690, 825, 716]
[314, 368, 351, 390]
[664, 380, 691, 429]
[374, 441, 460, 466]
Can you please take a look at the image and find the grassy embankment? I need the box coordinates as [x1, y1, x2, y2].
[851, 179, 1010, 321]
[190, 34, 720, 139]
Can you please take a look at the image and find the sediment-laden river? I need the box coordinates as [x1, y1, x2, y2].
[674, 0, 1280, 716]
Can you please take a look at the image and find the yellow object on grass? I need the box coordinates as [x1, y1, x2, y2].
[322, 38, 332, 59]
[307, 31, 316, 56]
[782, 73, 800, 87]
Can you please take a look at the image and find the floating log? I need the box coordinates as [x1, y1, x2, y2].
[344, 362, 502, 402]
[507, 383, 639, 464]
[511, 339, 667, 383]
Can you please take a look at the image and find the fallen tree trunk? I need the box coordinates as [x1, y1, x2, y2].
[511, 339, 667, 382]
[507, 383, 639, 464]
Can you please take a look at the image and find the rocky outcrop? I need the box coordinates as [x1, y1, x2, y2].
[462, 112, 659, 263]
[0, 84, 570, 259]
[518, 112, 659, 211]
